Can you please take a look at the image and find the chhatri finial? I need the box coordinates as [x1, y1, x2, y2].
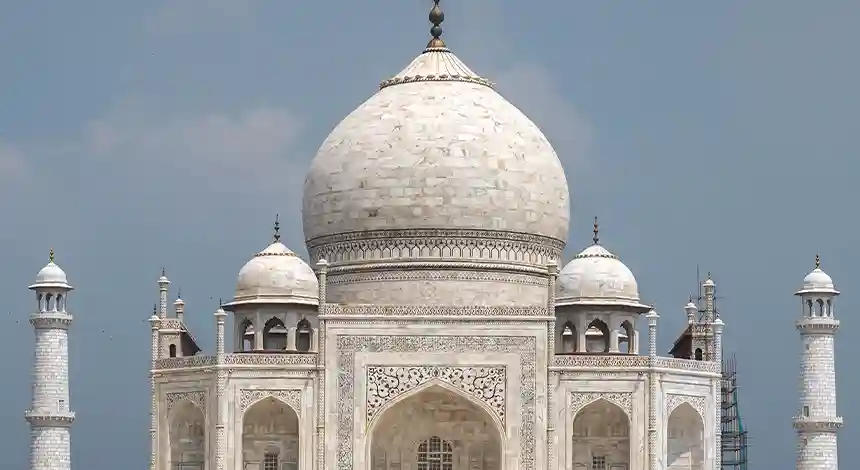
[426, 0, 446, 49]
[815, 253, 821, 270]
[689, 293, 694, 303]
[273, 214, 281, 243]
[49, 248, 55, 263]
[152, 303, 157, 315]
[592, 216, 600, 245]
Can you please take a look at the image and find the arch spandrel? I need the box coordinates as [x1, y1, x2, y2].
[367, 379, 506, 435]
[569, 392, 633, 422]
[366, 365, 507, 428]
[239, 389, 303, 417]
[664, 393, 707, 421]
[165, 391, 206, 415]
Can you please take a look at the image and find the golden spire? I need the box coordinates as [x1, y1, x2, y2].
[49, 248, 54, 263]
[592, 216, 600, 245]
[426, 0, 446, 49]
[815, 253, 821, 269]
[273, 214, 281, 243]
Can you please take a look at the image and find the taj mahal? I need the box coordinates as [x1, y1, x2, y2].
[21, 2, 842, 470]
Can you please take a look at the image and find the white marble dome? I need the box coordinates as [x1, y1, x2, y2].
[29, 258, 73, 290]
[231, 242, 319, 306]
[797, 254, 839, 295]
[302, 46, 570, 243]
[556, 243, 649, 310]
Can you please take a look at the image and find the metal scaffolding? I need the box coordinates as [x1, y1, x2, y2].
[721, 355, 749, 470]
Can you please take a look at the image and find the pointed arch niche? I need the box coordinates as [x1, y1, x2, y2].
[368, 384, 503, 470]
[666, 403, 704, 470]
[241, 397, 300, 470]
[168, 401, 205, 470]
[571, 399, 630, 470]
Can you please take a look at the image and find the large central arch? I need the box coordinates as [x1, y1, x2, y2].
[368, 384, 504, 470]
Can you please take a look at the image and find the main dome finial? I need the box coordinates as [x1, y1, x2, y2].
[815, 252, 821, 269]
[426, 0, 446, 50]
[273, 214, 281, 243]
[592, 216, 600, 245]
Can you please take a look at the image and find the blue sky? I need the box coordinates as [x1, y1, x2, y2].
[1, 1, 858, 468]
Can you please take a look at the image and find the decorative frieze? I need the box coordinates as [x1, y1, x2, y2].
[239, 389, 303, 415]
[225, 354, 317, 366]
[155, 354, 318, 370]
[165, 390, 206, 413]
[665, 393, 707, 420]
[366, 366, 506, 424]
[551, 355, 720, 374]
[328, 269, 548, 286]
[336, 335, 537, 470]
[569, 392, 633, 419]
[306, 228, 564, 266]
[325, 305, 548, 317]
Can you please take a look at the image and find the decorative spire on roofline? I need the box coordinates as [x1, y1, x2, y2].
[426, 0, 446, 50]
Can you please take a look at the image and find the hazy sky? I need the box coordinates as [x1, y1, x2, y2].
[1, 1, 858, 468]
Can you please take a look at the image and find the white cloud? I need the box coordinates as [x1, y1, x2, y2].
[453, 0, 593, 167]
[0, 141, 28, 189]
[85, 106, 306, 191]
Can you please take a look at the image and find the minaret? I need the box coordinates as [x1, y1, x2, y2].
[25, 249, 75, 470]
[794, 254, 842, 470]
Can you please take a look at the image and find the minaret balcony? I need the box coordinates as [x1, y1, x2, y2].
[24, 410, 76, 427]
[28, 312, 73, 329]
[796, 317, 839, 333]
[792, 416, 843, 432]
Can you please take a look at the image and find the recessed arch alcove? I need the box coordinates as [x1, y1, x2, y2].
[367, 382, 504, 470]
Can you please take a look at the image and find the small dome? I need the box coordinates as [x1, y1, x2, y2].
[29, 256, 73, 290]
[802, 269, 834, 290]
[556, 244, 648, 310]
[230, 242, 319, 306]
[796, 254, 839, 295]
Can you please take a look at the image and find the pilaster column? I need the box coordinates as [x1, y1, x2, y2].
[315, 259, 328, 470]
[546, 260, 558, 470]
[149, 315, 160, 470]
[646, 309, 659, 470]
[713, 318, 724, 470]
[214, 308, 227, 470]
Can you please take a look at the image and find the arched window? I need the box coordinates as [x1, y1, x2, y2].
[416, 436, 453, 470]
[585, 319, 610, 353]
[695, 348, 703, 361]
[561, 322, 577, 353]
[239, 319, 254, 352]
[263, 317, 288, 351]
[56, 294, 63, 312]
[296, 318, 313, 352]
[169, 344, 177, 358]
